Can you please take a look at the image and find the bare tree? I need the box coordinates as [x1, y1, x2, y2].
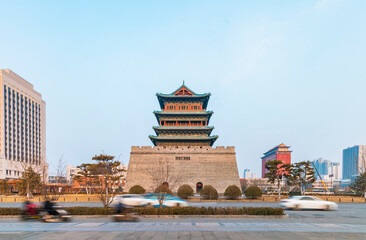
[42, 156, 67, 201]
[148, 158, 182, 207]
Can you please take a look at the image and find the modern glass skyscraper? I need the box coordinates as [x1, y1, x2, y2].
[0, 69, 46, 180]
[342, 145, 366, 180]
[312, 158, 341, 180]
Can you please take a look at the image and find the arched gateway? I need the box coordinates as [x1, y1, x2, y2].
[196, 182, 203, 193]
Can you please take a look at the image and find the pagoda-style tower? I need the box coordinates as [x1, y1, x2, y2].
[149, 84, 218, 146]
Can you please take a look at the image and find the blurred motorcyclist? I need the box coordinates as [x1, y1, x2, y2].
[115, 202, 126, 214]
[44, 200, 59, 216]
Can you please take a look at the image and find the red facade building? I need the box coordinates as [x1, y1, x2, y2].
[261, 143, 292, 178]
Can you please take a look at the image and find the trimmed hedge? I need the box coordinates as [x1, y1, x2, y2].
[65, 207, 114, 215]
[224, 185, 242, 200]
[0, 207, 19, 215]
[154, 185, 173, 195]
[177, 184, 194, 199]
[129, 185, 146, 194]
[200, 185, 218, 200]
[245, 186, 263, 199]
[136, 207, 284, 215]
[0, 206, 284, 216]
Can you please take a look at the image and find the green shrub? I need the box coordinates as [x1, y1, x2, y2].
[200, 185, 218, 200]
[135, 207, 284, 215]
[0, 207, 20, 215]
[154, 185, 173, 195]
[177, 184, 194, 199]
[0, 206, 284, 216]
[64, 207, 114, 215]
[245, 186, 263, 199]
[224, 185, 242, 200]
[129, 185, 146, 194]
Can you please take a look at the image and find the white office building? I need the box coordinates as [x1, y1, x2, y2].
[0, 70, 47, 179]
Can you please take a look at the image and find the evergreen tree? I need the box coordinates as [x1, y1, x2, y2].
[265, 160, 291, 199]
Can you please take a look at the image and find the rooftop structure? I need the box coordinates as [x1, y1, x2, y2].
[149, 84, 218, 146]
[261, 143, 292, 178]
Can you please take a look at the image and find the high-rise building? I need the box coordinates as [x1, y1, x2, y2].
[330, 162, 341, 180]
[243, 169, 251, 179]
[343, 145, 366, 180]
[0, 69, 46, 179]
[312, 158, 341, 180]
[243, 169, 257, 179]
[261, 143, 292, 178]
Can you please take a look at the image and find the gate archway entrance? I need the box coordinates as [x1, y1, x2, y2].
[196, 182, 203, 193]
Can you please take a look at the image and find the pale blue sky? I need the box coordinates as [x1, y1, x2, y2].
[1, 0, 365, 176]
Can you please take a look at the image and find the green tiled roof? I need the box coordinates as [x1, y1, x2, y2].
[156, 93, 211, 109]
[152, 126, 214, 136]
[154, 111, 213, 115]
[149, 135, 218, 146]
[149, 135, 218, 139]
[153, 126, 214, 130]
[153, 111, 214, 125]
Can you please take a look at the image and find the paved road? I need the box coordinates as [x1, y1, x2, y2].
[0, 202, 365, 239]
[3, 202, 365, 224]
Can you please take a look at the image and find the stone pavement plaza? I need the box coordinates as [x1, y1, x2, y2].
[1, 231, 365, 240]
[0, 220, 365, 240]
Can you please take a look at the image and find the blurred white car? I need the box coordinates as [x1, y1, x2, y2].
[143, 194, 188, 207]
[112, 194, 147, 207]
[279, 196, 338, 210]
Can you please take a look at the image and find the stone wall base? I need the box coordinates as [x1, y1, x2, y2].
[125, 146, 241, 193]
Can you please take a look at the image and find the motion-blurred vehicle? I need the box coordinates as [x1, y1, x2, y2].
[40, 206, 72, 222]
[143, 193, 188, 207]
[20, 202, 42, 221]
[112, 194, 147, 207]
[279, 196, 338, 210]
[112, 201, 139, 222]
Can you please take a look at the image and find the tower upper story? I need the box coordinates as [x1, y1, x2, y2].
[149, 83, 218, 146]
